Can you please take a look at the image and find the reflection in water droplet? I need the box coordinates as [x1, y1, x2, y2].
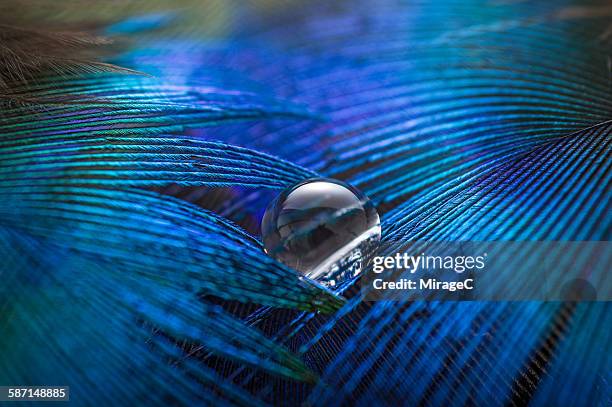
[261, 178, 381, 287]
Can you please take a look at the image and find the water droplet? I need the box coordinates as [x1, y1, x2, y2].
[261, 178, 381, 287]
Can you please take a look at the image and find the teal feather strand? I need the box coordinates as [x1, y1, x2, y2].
[0, 228, 275, 405]
[0, 138, 318, 188]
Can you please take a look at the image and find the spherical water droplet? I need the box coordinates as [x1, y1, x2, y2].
[261, 178, 381, 287]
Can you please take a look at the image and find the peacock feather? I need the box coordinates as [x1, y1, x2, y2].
[0, 0, 610, 405]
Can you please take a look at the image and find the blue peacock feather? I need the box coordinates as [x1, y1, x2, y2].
[1, 0, 610, 405]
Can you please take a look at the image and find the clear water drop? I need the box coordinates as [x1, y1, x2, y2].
[261, 178, 381, 287]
